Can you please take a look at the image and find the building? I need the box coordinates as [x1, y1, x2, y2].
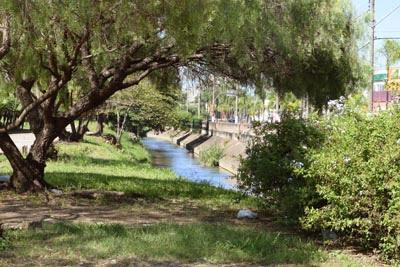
[372, 68, 400, 111]
[373, 72, 386, 92]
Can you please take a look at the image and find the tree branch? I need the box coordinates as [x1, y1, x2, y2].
[0, 82, 61, 133]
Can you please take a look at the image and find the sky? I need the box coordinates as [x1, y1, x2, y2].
[352, 0, 400, 71]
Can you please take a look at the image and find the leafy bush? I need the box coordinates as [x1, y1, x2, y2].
[174, 110, 203, 131]
[238, 108, 400, 261]
[302, 109, 400, 261]
[173, 110, 190, 130]
[0, 231, 10, 252]
[199, 145, 225, 167]
[237, 112, 324, 222]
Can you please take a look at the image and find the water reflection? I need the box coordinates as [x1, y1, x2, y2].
[142, 137, 235, 190]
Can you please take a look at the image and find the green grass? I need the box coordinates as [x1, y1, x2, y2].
[2, 222, 325, 266]
[199, 144, 225, 167]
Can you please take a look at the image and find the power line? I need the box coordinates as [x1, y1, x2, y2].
[369, 0, 375, 112]
[376, 30, 400, 33]
[375, 3, 400, 27]
[359, 42, 370, 51]
[375, 37, 400, 40]
[358, 37, 400, 52]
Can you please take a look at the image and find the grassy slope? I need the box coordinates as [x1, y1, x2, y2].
[0, 132, 381, 266]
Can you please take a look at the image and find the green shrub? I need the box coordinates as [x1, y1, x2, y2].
[0, 234, 10, 252]
[199, 145, 225, 167]
[237, 112, 324, 222]
[238, 108, 400, 261]
[302, 109, 400, 261]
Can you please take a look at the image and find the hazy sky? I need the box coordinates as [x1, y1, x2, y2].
[352, 0, 400, 70]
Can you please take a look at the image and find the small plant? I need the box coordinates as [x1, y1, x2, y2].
[199, 145, 225, 167]
[0, 224, 9, 252]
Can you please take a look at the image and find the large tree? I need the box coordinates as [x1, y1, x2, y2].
[0, 0, 360, 192]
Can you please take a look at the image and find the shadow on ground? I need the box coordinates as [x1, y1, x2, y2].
[45, 171, 239, 200]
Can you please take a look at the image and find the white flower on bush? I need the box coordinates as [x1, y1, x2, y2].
[327, 96, 345, 113]
[344, 157, 351, 165]
[288, 177, 293, 182]
[292, 160, 304, 168]
[396, 139, 400, 145]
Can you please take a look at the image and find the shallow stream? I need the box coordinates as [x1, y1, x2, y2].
[142, 137, 235, 190]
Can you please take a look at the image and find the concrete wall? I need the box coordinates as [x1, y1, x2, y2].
[208, 122, 253, 142]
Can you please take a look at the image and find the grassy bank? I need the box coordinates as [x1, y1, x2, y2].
[0, 132, 384, 266]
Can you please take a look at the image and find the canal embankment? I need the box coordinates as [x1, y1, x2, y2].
[147, 125, 249, 175]
[142, 137, 235, 189]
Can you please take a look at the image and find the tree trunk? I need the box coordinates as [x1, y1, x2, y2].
[116, 110, 129, 144]
[60, 118, 89, 142]
[90, 113, 105, 136]
[0, 133, 50, 192]
[0, 119, 60, 192]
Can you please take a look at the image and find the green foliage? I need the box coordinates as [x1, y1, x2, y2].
[380, 40, 400, 70]
[175, 109, 192, 130]
[125, 82, 179, 133]
[302, 109, 400, 261]
[104, 79, 180, 137]
[174, 109, 202, 130]
[0, 95, 18, 112]
[0, 235, 9, 252]
[199, 145, 225, 167]
[207, 0, 362, 108]
[237, 112, 324, 221]
[0, 0, 361, 120]
[239, 106, 400, 261]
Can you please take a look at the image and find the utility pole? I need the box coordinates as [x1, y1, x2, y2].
[197, 87, 201, 118]
[186, 88, 189, 112]
[370, 0, 375, 112]
[235, 93, 238, 124]
[234, 84, 239, 124]
[212, 80, 216, 122]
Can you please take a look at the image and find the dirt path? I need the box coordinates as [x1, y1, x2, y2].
[0, 191, 272, 230]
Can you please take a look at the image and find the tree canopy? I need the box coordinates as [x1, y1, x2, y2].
[0, 0, 362, 192]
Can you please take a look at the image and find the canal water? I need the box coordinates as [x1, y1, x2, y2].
[142, 137, 236, 190]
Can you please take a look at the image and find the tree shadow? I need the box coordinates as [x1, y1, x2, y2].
[55, 154, 149, 167]
[45, 171, 238, 201]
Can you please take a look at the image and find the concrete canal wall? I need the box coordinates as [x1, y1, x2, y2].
[148, 122, 250, 174]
